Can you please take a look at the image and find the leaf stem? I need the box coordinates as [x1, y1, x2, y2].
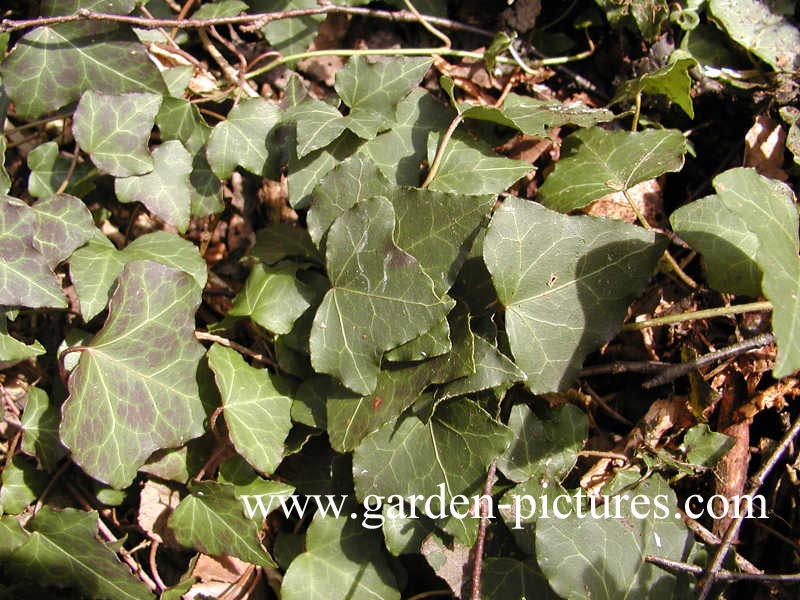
[404, 0, 450, 48]
[421, 112, 463, 189]
[623, 301, 773, 331]
[470, 460, 497, 600]
[631, 92, 642, 131]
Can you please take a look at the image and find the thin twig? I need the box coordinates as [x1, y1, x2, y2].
[55, 143, 80, 195]
[624, 301, 773, 331]
[198, 27, 258, 98]
[421, 112, 463, 188]
[581, 380, 633, 426]
[32, 459, 71, 515]
[404, 0, 450, 48]
[194, 331, 275, 367]
[580, 360, 670, 376]
[471, 460, 497, 600]
[697, 413, 800, 599]
[0, 7, 493, 36]
[642, 333, 774, 388]
[647, 555, 800, 583]
[148, 541, 167, 592]
[676, 508, 762, 575]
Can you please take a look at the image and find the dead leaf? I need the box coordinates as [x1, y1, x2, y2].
[585, 178, 665, 227]
[420, 534, 472, 597]
[743, 114, 788, 181]
[138, 480, 181, 547]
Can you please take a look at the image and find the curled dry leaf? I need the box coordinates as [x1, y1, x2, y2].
[743, 114, 788, 181]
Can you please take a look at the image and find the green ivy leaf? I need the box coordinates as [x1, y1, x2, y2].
[671, 167, 800, 377]
[0, 319, 45, 365]
[426, 132, 532, 195]
[0, 195, 66, 308]
[192, 0, 248, 18]
[252, 0, 325, 58]
[538, 128, 687, 212]
[384, 316, 451, 362]
[461, 93, 614, 137]
[484, 197, 666, 392]
[0, 455, 46, 514]
[0, 136, 10, 194]
[21, 387, 66, 472]
[481, 558, 559, 600]
[310, 197, 453, 394]
[613, 54, 696, 118]
[335, 56, 433, 139]
[682, 424, 734, 467]
[0, 515, 27, 561]
[69, 230, 207, 320]
[228, 262, 314, 335]
[61, 260, 206, 488]
[709, 0, 800, 71]
[308, 155, 393, 246]
[497, 404, 587, 483]
[288, 130, 364, 209]
[27, 142, 96, 198]
[284, 98, 347, 158]
[536, 474, 692, 600]
[353, 398, 512, 538]
[156, 97, 210, 154]
[206, 97, 282, 179]
[630, 0, 669, 40]
[207, 344, 293, 475]
[31, 193, 96, 268]
[167, 481, 276, 567]
[250, 222, 322, 265]
[281, 510, 401, 600]
[114, 140, 193, 231]
[325, 304, 476, 451]
[6, 507, 154, 600]
[1, 22, 165, 118]
[73, 90, 162, 177]
[362, 89, 452, 185]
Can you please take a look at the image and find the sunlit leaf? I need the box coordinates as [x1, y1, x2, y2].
[0, 455, 46, 514]
[6, 507, 154, 600]
[27, 141, 96, 199]
[61, 260, 206, 488]
[484, 197, 666, 392]
[285, 98, 347, 158]
[115, 140, 193, 231]
[207, 344, 293, 475]
[0, 319, 45, 365]
[1, 22, 165, 118]
[613, 54, 696, 118]
[538, 128, 687, 212]
[310, 197, 453, 394]
[31, 193, 96, 268]
[72, 90, 161, 177]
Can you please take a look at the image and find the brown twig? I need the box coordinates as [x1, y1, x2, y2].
[470, 460, 497, 600]
[0, 7, 492, 37]
[696, 412, 800, 599]
[194, 331, 276, 367]
[55, 142, 81, 195]
[646, 555, 800, 583]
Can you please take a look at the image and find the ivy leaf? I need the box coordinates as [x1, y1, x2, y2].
[310, 197, 454, 394]
[425, 132, 532, 195]
[281, 511, 401, 600]
[613, 54, 697, 118]
[288, 130, 364, 209]
[0, 137, 8, 194]
[630, 0, 669, 41]
[250, 222, 322, 265]
[6, 507, 154, 600]
[669, 191, 762, 296]
[167, 481, 276, 567]
[60, 260, 206, 488]
[69, 230, 207, 320]
[326, 305, 476, 452]
[709, 0, 800, 71]
[21, 387, 66, 472]
[0, 319, 45, 365]
[27, 141, 96, 198]
[353, 398, 512, 538]
[0, 195, 66, 308]
[284, 98, 347, 158]
[308, 155, 393, 246]
[206, 97, 282, 179]
[682, 424, 734, 468]
[73, 90, 162, 177]
[228, 262, 314, 335]
[497, 404, 587, 483]
[384, 316, 451, 362]
[461, 93, 614, 137]
[251, 0, 325, 58]
[538, 128, 687, 212]
[31, 193, 96, 268]
[671, 167, 800, 377]
[362, 89, 453, 185]
[335, 56, 433, 139]
[484, 197, 666, 392]
[0, 456, 46, 514]
[1, 22, 165, 118]
[536, 474, 692, 600]
[207, 344, 293, 475]
[481, 558, 559, 600]
[0, 516, 27, 561]
[114, 140, 193, 232]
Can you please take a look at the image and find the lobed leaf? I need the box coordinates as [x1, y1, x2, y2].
[60, 260, 206, 488]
